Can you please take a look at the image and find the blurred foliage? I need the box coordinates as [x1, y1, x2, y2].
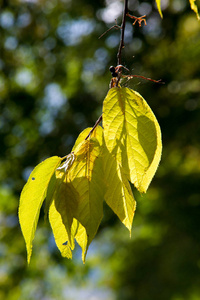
[0, 0, 200, 299]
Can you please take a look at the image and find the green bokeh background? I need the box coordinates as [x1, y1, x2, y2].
[0, 0, 200, 299]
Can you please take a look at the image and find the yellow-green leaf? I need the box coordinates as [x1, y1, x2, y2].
[104, 162, 136, 233]
[49, 194, 74, 259]
[44, 172, 57, 220]
[155, 0, 163, 18]
[189, 0, 200, 20]
[102, 133, 136, 233]
[103, 87, 162, 193]
[75, 222, 88, 263]
[49, 168, 87, 260]
[49, 169, 79, 248]
[72, 128, 91, 152]
[50, 192, 88, 262]
[19, 156, 62, 263]
[68, 127, 105, 247]
[47, 129, 104, 262]
[86, 125, 136, 233]
[78, 126, 136, 234]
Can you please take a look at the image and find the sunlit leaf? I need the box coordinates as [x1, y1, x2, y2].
[49, 168, 79, 248]
[69, 127, 105, 248]
[72, 128, 90, 152]
[49, 167, 87, 261]
[49, 192, 74, 259]
[102, 133, 136, 233]
[103, 87, 162, 193]
[189, 0, 200, 20]
[50, 192, 88, 262]
[44, 172, 57, 220]
[104, 160, 136, 233]
[75, 222, 88, 263]
[87, 125, 136, 233]
[155, 0, 163, 18]
[79, 126, 136, 234]
[72, 128, 102, 261]
[19, 156, 62, 263]
[48, 127, 104, 262]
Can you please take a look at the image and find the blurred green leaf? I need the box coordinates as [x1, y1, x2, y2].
[155, 0, 163, 18]
[189, 0, 200, 20]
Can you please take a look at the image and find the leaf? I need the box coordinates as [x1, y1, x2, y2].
[104, 159, 136, 233]
[155, 0, 163, 18]
[189, 0, 200, 20]
[49, 193, 74, 259]
[49, 168, 79, 248]
[48, 152, 77, 248]
[48, 167, 86, 260]
[103, 87, 162, 193]
[48, 127, 104, 262]
[19, 156, 62, 263]
[85, 125, 136, 233]
[69, 127, 105, 247]
[44, 172, 57, 221]
[50, 190, 88, 262]
[102, 132, 136, 234]
[77, 126, 136, 234]
[72, 128, 91, 152]
[75, 222, 88, 263]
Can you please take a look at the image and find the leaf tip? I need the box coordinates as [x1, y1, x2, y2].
[155, 0, 163, 18]
[82, 246, 88, 264]
[27, 249, 32, 265]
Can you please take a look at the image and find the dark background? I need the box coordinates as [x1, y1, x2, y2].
[1, 0, 200, 299]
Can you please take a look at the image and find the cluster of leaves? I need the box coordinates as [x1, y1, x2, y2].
[1, 0, 199, 297]
[19, 87, 162, 263]
[18, 0, 199, 265]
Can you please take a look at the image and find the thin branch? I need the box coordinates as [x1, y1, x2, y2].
[117, 0, 128, 66]
[98, 20, 121, 39]
[84, 1, 129, 138]
[122, 74, 165, 84]
[85, 115, 102, 140]
[85, 0, 163, 141]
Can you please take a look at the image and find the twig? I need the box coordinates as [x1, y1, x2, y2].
[86, 1, 129, 136]
[85, 0, 163, 140]
[98, 20, 121, 39]
[123, 74, 165, 84]
[117, 0, 128, 66]
[85, 115, 102, 140]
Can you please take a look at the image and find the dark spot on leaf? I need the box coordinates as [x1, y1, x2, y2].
[63, 241, 68, 245]
[32, 177, 35, 180]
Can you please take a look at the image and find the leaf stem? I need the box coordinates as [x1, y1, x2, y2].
[85, 115, 102, 140]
